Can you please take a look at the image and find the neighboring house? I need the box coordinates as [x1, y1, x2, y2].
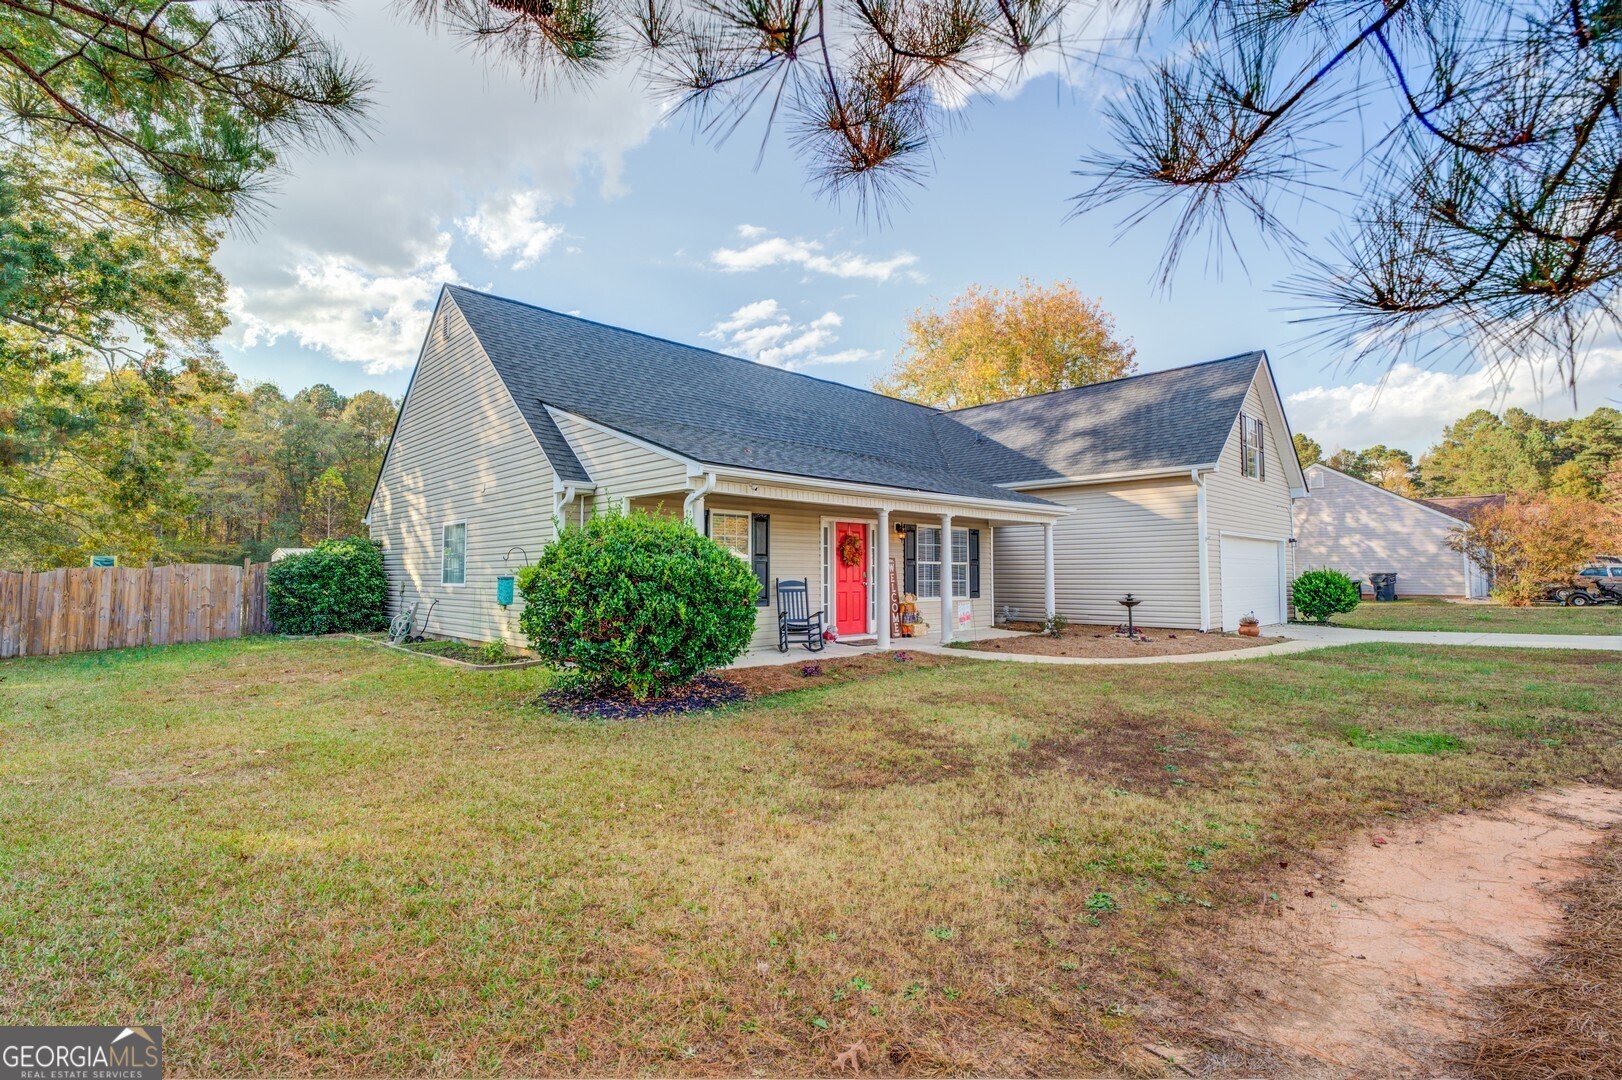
[269, 547, 313, 562]
[1293, 464, 1496, 598]
[949, 353, 1308, 630]
[365, 287, 1305, 648]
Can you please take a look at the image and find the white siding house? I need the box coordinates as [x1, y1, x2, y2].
[1202, 378, 1300, 629]
[366, 287, 1065, 652]
[1293, 464, 1492, 598]
[367, 289, 1311, 649]
[957, 355, 1307, 631]
[366, 298, 559, 646]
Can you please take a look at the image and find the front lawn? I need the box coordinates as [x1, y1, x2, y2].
[1330, 597, 1622, 635]
[2, 638, 1618, 1075]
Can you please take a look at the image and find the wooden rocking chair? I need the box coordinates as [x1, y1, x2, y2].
[775, 578, 825, 652]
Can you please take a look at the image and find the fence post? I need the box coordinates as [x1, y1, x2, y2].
[143, 559, 154, 648]
[19, 571, 31, 659]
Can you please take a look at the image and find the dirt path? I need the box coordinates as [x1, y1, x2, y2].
[1192, 786, 1622, 1077]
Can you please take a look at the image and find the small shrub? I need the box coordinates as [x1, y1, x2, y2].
[477, 641, 509, 665]
[1292, 568, 1361, 623]
[1041, 612, 1069, 637]
[265, 537, 388, 635]
[517, 509, 760, 699]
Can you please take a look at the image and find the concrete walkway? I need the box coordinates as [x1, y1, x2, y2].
[728, 622, 1622, 670]
[1270, 623, 1622, 651]
[908, 638, 1329, 666]
[730, 631, 1331, 668]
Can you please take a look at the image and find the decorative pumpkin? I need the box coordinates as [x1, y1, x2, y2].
[838, 532, 864, 567]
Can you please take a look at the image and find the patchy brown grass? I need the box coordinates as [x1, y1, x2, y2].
[1010, 707, 1246, 793]
[1, 638, 1619, 1076]
[965, 623, 1276, 658]
[1466, 835, 1622, 1079]
[725, 649, 959, 697]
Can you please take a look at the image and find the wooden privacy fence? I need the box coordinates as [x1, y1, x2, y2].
[0, 562, 269, 659]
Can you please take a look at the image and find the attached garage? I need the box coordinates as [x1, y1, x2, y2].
[1220, 536, 1285, 629]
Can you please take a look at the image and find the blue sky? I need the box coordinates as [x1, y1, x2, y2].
[216, 0, 1620, 456]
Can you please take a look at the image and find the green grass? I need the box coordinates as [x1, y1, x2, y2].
[1329, 597, 1622, 635]
[1, 637, 1619, 1075]
[1342, 726, 1467, 755]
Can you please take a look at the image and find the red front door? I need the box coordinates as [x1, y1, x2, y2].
[834, 522, 868, 636]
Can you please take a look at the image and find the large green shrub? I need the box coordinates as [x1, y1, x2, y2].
[1292, 568, 1361, 623]
[518, 510, 760, 699]
[265, 537, 389, 635]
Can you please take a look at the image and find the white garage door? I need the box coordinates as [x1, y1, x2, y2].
[1221, 537, 1284, 630]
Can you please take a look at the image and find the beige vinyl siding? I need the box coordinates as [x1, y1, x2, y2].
[1293, 465, 1469, 596]
[368, 298, 556, 646]
[995, 478, 1202, 628]
[554, 415, 687, 511]
[635, 495, 997, 651]
[1204, 377, 1297, 628]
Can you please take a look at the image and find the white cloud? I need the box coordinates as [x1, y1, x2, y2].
[711, 227, 921, 282]
[217, 2, 661, 370]
[704, 299, 879, 369]
[226, 234, 461, 373]
[457, 191, 564, 268]
[1285, 349, 1622, 453]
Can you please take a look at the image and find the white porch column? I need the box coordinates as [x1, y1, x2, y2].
[1043, 522, 1056, 619]
[876, 509, 891, 649]
[939, 512, 954, 644]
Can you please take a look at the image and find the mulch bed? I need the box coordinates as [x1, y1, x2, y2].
[539, 651, 959, 719]
[540, 675, 749, 719]
[965, 621, 1276, 659]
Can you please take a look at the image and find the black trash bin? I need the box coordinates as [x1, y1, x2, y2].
[1369, 573, 1398, 601]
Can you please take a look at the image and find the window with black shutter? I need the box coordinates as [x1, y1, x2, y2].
[751, 514, 770, 606]
[969, 529, 981, 598]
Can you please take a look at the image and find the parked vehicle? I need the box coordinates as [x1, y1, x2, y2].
[1567, 575, 1622, 606]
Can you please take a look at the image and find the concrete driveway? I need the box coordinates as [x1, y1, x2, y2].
[1269, 623, 1622, 651]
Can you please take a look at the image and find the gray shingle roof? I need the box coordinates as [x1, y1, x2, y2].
[446, 286, 1268, 503]
[449, 286, 1054, 506]
[526, 403, 591, 484]
[946, 353, 1267, 483]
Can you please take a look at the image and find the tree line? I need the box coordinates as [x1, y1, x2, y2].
[0, 378, 396, 571]
[1292, 407, 1622, 501]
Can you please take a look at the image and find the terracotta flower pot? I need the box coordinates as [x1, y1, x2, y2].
[1238, 623, 1260, 637]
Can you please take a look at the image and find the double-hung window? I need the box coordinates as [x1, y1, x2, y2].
[441, 523, 466, 585]
[915, 526, 970, 599]
[710, 510, 751, 560]
[916, 526, 942, 598]
[950, 528, 970, 599]
[1240, 413, 1266, 480]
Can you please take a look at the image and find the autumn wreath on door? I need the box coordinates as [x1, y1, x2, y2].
[838, 531, 865, 567]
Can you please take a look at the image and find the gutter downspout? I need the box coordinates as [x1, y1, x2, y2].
[683, 471, 716, 528]
[1193, 468, 1211, 632]
[552, 481, 579, 525]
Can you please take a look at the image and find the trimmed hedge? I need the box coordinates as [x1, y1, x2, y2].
[518, 510, 760, 699]
[1291, 567, 1361, 623]
[265, 537, 389, 635]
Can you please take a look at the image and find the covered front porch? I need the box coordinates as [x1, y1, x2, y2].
[620, 467, 1067, 656]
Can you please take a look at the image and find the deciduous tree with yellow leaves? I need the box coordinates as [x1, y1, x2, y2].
[874, 280, 1136, 409]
